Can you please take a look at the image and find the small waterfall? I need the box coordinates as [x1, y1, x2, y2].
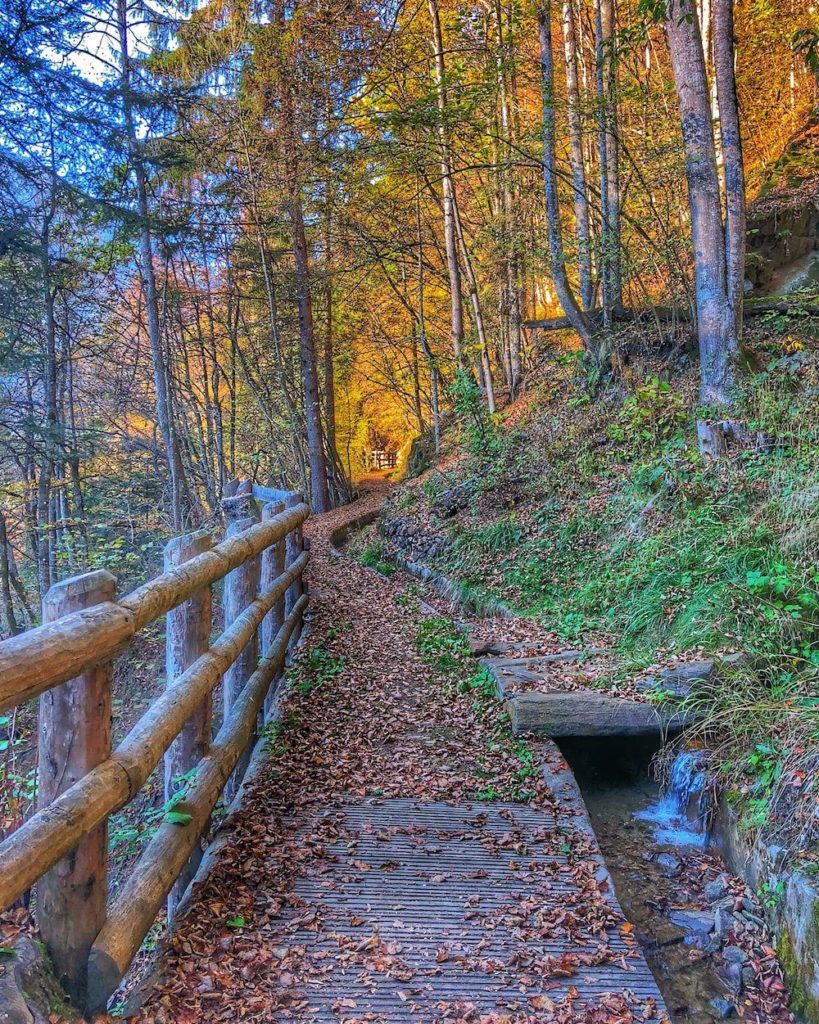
[635, 751, 712, 848]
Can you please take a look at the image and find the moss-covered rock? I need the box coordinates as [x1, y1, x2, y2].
[0, 938, 77, 1024]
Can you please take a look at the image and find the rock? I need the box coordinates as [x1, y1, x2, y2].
[719, 652, 748, 671]
[636, 660, 714, 698]
[0, 938, 75, 1024]
[432, 480, 475, 518]
[664, 659, 715, 682]
[505, 691, 698, 737]
[637, 656, 748, 698]
[668, 910, 716, 946]
[709, 996, 736, 1019]
[657, 853, 683, 877]
[714, 906, 734, 940]
[741, 966, 755, 988]
[0, 950, 33, 1024]
[705, 877, 730, 902]
[717, 962, 744, 996]
[467, 637, 512, 657]
[740, 910, 766, 930]
[722, 945, 747, 965]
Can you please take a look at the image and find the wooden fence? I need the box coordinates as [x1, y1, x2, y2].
[0, 481, 310, 1016]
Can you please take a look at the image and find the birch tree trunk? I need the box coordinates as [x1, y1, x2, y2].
[562, 0, 594, 311]
[713, 0, 746, 337]
[664, 0, 739, 407]
[594, 0, 622, 319]
[496, 0, 523, 391]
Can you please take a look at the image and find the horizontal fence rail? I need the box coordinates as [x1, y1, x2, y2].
[0, 482, 311, 1016]
[0, 503, 308, 712]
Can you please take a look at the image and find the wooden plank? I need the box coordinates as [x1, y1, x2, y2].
[38, 571, 115, 1005]
[86, 596, 308, 1014]
[278, 799, 666, 1019]
[163, 530, 213, 919]
[0, 551, 309, 913]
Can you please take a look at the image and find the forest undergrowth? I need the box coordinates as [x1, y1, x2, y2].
[375, 317, 819, 864]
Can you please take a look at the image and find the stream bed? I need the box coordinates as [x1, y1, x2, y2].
[558, 737, 796, 1023]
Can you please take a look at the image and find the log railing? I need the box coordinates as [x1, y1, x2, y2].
[0, 482, 310, 1016]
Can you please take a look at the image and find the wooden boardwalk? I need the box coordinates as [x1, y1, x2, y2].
[285, 798, 666, 1019]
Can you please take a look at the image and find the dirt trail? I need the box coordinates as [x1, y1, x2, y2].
[130, 484, 667, 1024]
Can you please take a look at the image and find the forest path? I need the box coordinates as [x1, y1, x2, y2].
[133, 484, 668, 1024]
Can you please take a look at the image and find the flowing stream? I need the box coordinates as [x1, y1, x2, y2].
[558, 738, 745, 1023]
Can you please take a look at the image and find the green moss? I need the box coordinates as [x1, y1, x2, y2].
[776, 906, 819, 1023]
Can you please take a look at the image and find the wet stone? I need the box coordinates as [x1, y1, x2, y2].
[657, 852, 683, 877]
[740, 910, 766, 930]
[714, 906, 733, 940]
[722, 945, 747, 965]
[705, 877, 730, 902]
[709, 996, 736, 1018]
[669, 909, 716, 944]
[717, 962, 744, 996]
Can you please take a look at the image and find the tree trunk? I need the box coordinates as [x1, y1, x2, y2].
[452, 198, 496, 413]
[538, 1, 598, 361]
[0, 512, 20, 637]
[713, 0, 746, 338]
[562, 0, 594, 312]
[322, 208, 338, 463]
[289, 186, 331, 513]
[428, 0, 465, 362]
[496, 0, 523, 391]
[417, 189, 441, 450]
[594, 0, 622, 319]
[664, 0, 738, 407]
[117, 0, 189, 529]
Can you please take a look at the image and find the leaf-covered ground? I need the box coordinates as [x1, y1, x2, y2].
[126, 484, 671, 1024]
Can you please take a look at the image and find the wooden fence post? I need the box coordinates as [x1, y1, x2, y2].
[163, 529, 213, 919]
[38, 570, 115, 1006]
[284, 492, 304, 621]
[260, 501, 286, 719]
[222, 494, 260, 798]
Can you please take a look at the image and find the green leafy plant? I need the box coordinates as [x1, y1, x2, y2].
[614, 376, 686, 448]
[758, 879, 785, 909]
[359, 541, 396, 577]
[292, 646, 347, 695]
